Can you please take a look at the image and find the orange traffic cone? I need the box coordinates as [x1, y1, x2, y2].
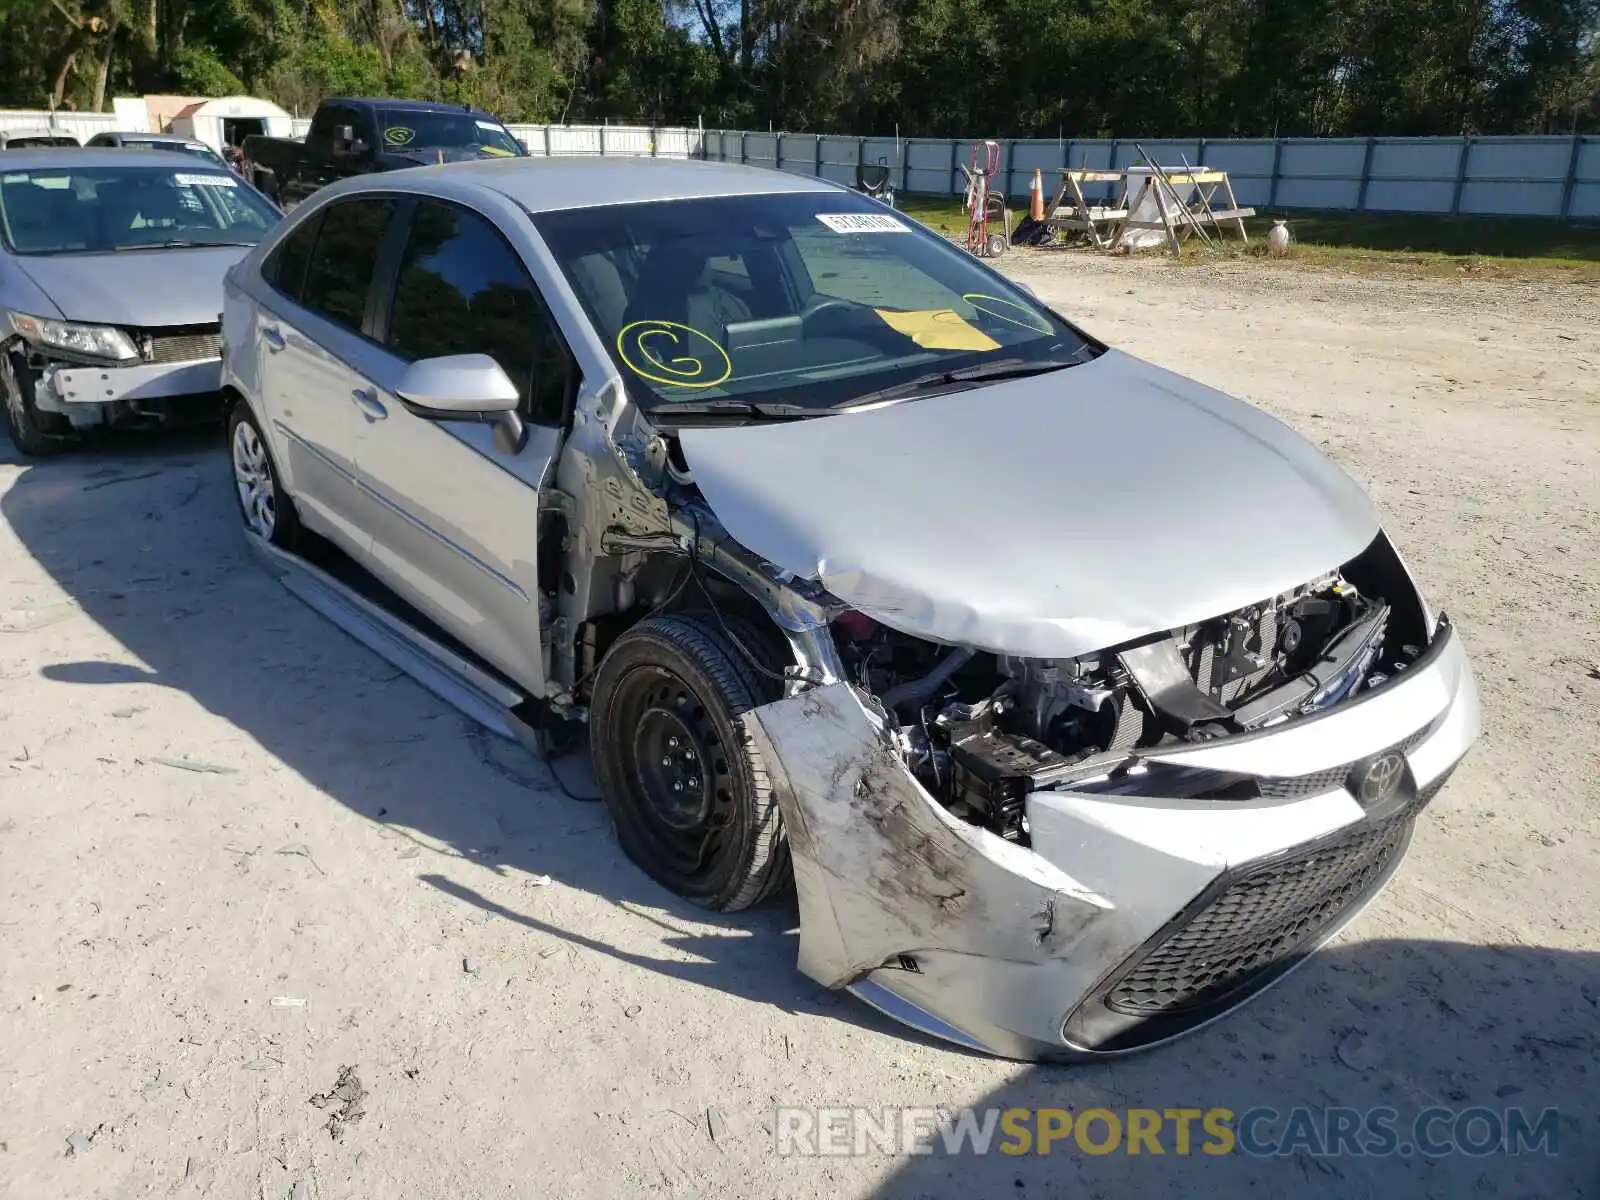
[1029, 168, 1046, 222]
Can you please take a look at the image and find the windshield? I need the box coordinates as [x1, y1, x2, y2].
[376, 108, 523, 157]
[533, 193, 1096, 417]
[0, 164, 279, 255]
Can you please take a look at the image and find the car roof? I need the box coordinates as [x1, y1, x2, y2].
[327, 157, 840, 214]
[0, 148, 234, 170]
[95, 132, 195, 143]
[324, 97, 505, 119]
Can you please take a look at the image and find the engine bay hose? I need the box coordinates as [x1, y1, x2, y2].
[880, 647, 976, 713]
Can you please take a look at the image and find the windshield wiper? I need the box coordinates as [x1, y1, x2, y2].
[839, 350, 1098, 409]
[647, 398, 813, 422]
[113, 239, 254, 251]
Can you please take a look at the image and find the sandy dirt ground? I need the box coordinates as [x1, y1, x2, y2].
[1, 254, 1597, 1200]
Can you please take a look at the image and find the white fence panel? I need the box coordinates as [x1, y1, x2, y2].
[11, 99, 1573, 218]
[0, 110, 125, 142]
[903, 139, 954, 195]
[817, 136, 859, 186]
[1203, 140, 1276, 205]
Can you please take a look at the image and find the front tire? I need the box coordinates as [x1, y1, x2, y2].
[228, 401, 302, 549]
[1, 351, 76, 457]
[589, 613, 791, 911]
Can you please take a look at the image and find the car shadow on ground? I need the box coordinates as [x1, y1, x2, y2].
[865, 940, 1600, 1198]
[5, 432, 1596, 1198]
[0, 427, 936, 1049]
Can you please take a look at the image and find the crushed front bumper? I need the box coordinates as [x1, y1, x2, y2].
[744, 618, 1478, 1061]
[40, 359, 224, 427]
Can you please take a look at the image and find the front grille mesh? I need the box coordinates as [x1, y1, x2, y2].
[1105, 763, 1456, 1017]
[141, 325, 222, 364]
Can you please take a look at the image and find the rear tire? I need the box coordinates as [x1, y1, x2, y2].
[589, 612, 792, 911]
[228, 400, 302, 550]
[1, 351, 76, 457]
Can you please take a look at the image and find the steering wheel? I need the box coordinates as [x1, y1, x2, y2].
[800, 296, 856, 328]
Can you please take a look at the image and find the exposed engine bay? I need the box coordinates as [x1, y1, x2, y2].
[831, 543, 1428, 844]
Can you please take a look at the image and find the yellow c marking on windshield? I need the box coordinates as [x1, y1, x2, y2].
[617, 320, 732, 389]
[963, 292, 1053, 334]
[384, 126, 415, 146]
[479, 145, 513, 157]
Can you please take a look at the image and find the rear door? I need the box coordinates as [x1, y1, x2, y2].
[254, 196, 398, 553]
[350, 197, 578, 694]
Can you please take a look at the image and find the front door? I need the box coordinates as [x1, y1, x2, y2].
[350, 198, 576, 696]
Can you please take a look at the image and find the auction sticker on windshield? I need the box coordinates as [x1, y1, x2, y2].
[815, 213, 910, 234]
[175, 173, 237, 187]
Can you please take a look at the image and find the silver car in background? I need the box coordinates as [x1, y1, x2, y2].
[0, 149, 280, 455]
[84, 131, 232, 171]
[220, 159, 1478, 1061]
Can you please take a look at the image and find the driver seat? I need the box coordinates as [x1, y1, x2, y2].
[623, 240, 751, 343]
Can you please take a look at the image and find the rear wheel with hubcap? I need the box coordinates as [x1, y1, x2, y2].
[228, 401, 302, 549]
[589, 613, 792, 911]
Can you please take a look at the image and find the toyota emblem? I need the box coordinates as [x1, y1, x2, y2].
[1356, 752, 1407, 807]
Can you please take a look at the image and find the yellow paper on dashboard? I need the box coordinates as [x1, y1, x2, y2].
[874, 308, 1000, 352]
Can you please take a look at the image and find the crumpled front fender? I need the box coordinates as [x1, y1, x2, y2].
[743, 683, 1111, 1019]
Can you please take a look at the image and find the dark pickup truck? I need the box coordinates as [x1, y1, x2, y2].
[241, 97, 527, 208]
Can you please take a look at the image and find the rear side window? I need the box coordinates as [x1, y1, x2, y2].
[263, 212, 323, 303]
[385, 200, 573, 425]
[299, 199, 395, 332]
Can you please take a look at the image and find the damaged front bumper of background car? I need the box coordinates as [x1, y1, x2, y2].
[6, 314, 226, 431]
[735, 536, 1478, 1062]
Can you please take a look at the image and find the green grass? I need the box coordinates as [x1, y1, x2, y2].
[894, 193, 1600, 282]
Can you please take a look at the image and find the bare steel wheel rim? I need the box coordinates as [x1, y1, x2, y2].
[232, 420, 276, 540]
[609, 664, 741, 892]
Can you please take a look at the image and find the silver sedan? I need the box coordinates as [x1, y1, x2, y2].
[0, 149, 280, 454]
[220, 158, 1478, 1061]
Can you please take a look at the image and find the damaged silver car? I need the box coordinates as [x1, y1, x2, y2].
[1, 150, 280, 455]
[221, 159, 1479, 1060]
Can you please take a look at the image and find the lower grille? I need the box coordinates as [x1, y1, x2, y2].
[1105, 764, 1455, 1018]
[140, 325, 222, 364]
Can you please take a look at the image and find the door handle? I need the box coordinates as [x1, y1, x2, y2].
[262, 326, 285, 353]
[352, 387, 388, 421]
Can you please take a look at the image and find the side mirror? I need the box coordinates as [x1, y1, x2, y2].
[395, 354, 527, 453]
[1014, 281, 1039, 300]
[334, 124, 354, 145]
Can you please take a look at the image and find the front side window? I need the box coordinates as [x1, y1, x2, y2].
[533, 192, 1095, 418]
[299, 199, 395, 332]
[0, 165, 278, 255]
[386, 201, 570, 424]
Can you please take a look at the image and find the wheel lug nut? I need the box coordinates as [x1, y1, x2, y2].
[668, 737, 680, 748]
[662, 757, 673, 767]
[673, 783, 684, 792]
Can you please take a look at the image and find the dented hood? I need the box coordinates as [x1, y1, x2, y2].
[677, 349, 1382, 659]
